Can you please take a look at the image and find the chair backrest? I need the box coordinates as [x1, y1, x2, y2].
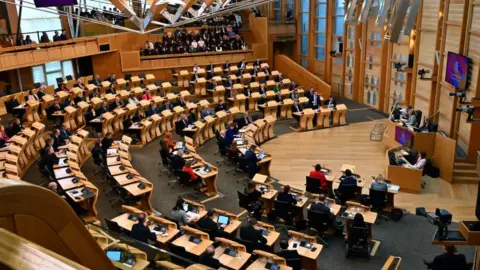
[349, 225, 368, 245]
[305, 176, 321, 194]
[285, 257, 301, 270]
[159, 149, 169, 164]
[104, 219, 122, 233]
[307, 209, 329, 234]
[237, 191, 251, 210]
[177, 171, 192, 185]
[167, 242, 191, 263]
[66, 75, 73, 81]
[138, 73, 146, 79]
[339, 183, 357, 200]
[174, 120, 184, 135]
[235, 237, 254, 253]
[274, 199, 294, 221]
[56, 77, 64, 84]
[124, 74, 132, 81]
[369, 189, 387, 209]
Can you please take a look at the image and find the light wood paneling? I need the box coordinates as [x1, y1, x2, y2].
[261, 120, 477, 221]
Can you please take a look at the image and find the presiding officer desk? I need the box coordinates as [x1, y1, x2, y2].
[383, 119, 436, 193]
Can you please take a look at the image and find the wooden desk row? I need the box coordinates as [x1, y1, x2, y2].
[106, 136, 154, 213]
[294, 105, 348, 131]
[52, 130, 99, 222]
[239, 115, 276, 147]
[3, 122, 46, 178]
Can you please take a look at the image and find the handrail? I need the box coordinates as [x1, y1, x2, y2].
[140, 49, 254, 61]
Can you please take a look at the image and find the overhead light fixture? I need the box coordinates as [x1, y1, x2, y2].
[358, 0, 373, 23]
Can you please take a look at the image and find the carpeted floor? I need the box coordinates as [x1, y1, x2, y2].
[21, 97, 476, 269]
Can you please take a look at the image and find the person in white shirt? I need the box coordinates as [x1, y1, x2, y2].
[191, 40, 198, 50]
[193, 64, 200, 73]
[406, 152, 427, 170]
[198, 39, 205, 48]
[128, 93, 139, 105]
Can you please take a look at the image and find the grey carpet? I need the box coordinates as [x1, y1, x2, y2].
[20, 102, 476, 270]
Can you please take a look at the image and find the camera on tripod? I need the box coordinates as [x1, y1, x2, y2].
[417, 207, 452, 238]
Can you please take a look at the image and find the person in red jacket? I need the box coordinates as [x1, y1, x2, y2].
[309, 164, 327, 192]
[183, 160, 198, 181]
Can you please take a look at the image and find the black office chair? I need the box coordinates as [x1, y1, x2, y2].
[225, 149, 240, 174]
[124, 74, 132, 81]
[104, 218, 124, 234]
[56, 77, 64, 85]
[174, 120, 185, 137]
[285, 257, 302, 270]
[369, 189, 389, 222]
[307, 209, 330, 246]
[237, 191, 256, 218]
[334, 184, 357, 205]
[235, 237, 254, 253]
[174, 170, 199, 199]
[66, 75, 73, 81]
[167, 242, 194, 263]
[159, 149, 173, 178]
[272, 200, 294, 226]
[346, 225, 370, 258]
[305, 176, 322, 195]
[138, 73, 146, 79]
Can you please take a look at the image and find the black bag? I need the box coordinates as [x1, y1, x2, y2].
[391, 208, 407, 221]
[424, 159, 440, 178]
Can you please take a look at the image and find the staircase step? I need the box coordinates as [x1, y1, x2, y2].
[452, 176, 480, 184]
[453, 169, 478, 177]
[454, 162, 476, 170]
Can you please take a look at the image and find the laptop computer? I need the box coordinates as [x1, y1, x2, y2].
[106, 250, 122, 261]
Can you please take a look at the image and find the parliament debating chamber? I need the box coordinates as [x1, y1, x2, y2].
[2, 0, 480, 269]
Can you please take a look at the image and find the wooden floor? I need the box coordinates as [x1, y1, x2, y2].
[262, 120, 477, 221]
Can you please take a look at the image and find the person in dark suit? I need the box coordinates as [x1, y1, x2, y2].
[130, 213, 156, 243]
[206, 62, 215, 79]
[237, 112, 252, 129]
[253, 58, 261, 67]
[310, 194, 334, 225]
[224, 77, 234, 89]
[46, 99, 63, 120]
[306, 88, 316, 104]
[239, 218, 267, 245]
[53, 129, 66, 150]
[96, 101, 109, 115]
[275, 73, 284, 83]
[197, 209, 227, 236]
[258, 84, 267, 105]
[147, 104, 160, 117]
[176, 114, 190, 137]
[420, 118, 435, 132]
[276, 240, 300, 264]
[223, 61, 231, 72]
[109, 96, 123, 111]
[170, 150, 186, 171]
[311, 92, 322, 109]
[215, 100, 226, 112]
[106, 73, 117, 84]
[339, 169, 358, 187]
[85, 104, 97, 123]
[92, 74, 102, 86]
[334, 169, 358, 202]
[327, 96, 337, 109]
[42, 145, 60, 173]
[277, 185, 296, 206]
[424, 245, 470, 270]
[161, 99, 173, 111]
[106, 84, 117, 95]
[101, 133, 113, 154]
[292, 99, 303, 122]
[176, 95, 187, 107]
[224, 123, 237, 146]
[59, 124, 71, 142]
[244, 144, 259, 178]
[199, 245, 222, 269]
[275, 91, 284, 103]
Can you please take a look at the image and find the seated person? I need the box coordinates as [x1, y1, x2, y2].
[163, 132, 176, 149]
[224, 123, 237, 146]
[420, 118, 435, 132]
[237, 112, 252, 129]
[0, 125, 10, 142]
[309, 164, 327, 192]
[215, 100, 227, 112]
[42, 145, 60, 173]
[275, 91, 284, 103]
[130, 213, 156, 243]
[187, 109, 197, 123]
[310, 194, 334, 225]
[327, 96, 336, 109]
[275, 240, 300, 264]
[244, 144, 260, 178]
[348, 213, 368, 243]
[244, 182, 263, 219]
[101, 133, 113, 154]
[406, 152, 427, 170]
[371, 174, 388, 192]
[53, 129, 66, 150]
[84, 104, 97, 123]
[334, 169, 358, 203]
[183, 160, 207, 192]
[161, 99, 173, 111]
[96, 101, 109, 115]
[109, 96, 123, 111]
[277, 185, 296, 206]
[171, 198, 199, 226]
[200, 105, 214, 119]
[239, 218, 267, 246]
[406, 109, 418, 126]
[199, 245, 222, 269]
[176, 95, 187, 107]
[290, 89, 299, 100]
[147, 103, 160, 117]
[47, 182, 88, 216]
[197, 209, 229, 238]
[58, 123, 71, 141]
[292, 99, 303, 122]
[142, 90, 153, 101]
[170, 150, 186, 171]
[128, 93, 139, 105]
[424, 245, 470, 270]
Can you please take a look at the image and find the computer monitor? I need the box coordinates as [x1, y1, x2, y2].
[183, 203, 189, 212]
[395, 126, 413, 147]
[445, 51, 470, 90]
[217, 215, 230, 225]
[106, 250, 122, 261]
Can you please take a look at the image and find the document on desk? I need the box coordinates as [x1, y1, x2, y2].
[195, 168, 208, 175]
[388, 184, 400, 192]
[400, 150, 409, 156]
[107, 149, 118, 155]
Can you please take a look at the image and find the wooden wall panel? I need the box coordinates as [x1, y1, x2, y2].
[386, 35, 410, 110]
[120, 51, 141, 70]
[16, 52, 34, 66]
[343, 24, 357, 100]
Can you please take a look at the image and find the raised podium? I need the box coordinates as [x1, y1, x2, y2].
[259, 101, 279, 119]
[279, 99, 293, 118]
[295, 109, 315, 131]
